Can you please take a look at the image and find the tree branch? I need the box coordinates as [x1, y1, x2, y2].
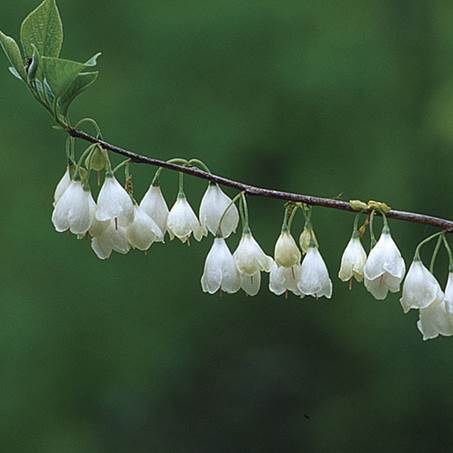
[68, 127, 453, 232]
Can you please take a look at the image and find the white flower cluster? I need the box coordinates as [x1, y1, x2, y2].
[52, 166, 453, 341]
[338, 224, 453, 341]
[400, 257, 453, 341]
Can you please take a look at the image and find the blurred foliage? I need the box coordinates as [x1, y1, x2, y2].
[1, 0, 453, 452]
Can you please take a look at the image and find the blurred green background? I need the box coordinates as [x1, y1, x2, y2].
[1, 0, 453, 451]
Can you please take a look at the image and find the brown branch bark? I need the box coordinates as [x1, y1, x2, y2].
[68, 127, 453, 232]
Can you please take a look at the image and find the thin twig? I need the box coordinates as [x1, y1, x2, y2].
[68, 127, 453, 232]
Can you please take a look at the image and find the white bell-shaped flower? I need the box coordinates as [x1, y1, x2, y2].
[234, 231, 273, 276]
[199, 183, 239, 238]
[167, 193, 205, 243]
[201, 238, 240, 294]
[140, 184, 170, 239]
[298, 246, 332, 299]
[52, 180, 95, 236]
[338, 234, 367, 283]
[127, 205, 163, 251]
[234, 230, 273, 297]
[239, 272, 262, 296]
[53, 166, 71, 205]
[96, 174, 134, 227]
[269, 262, 303, 296]
[417, 297, 453, 341]
[364, 226, 406, 300]
[89, 217, 110, 238]
[91, 220, 130, 260]
[444, 272, 453, 314]
[274, 230, 301, 268]
[400, 258, 443, 313]
[81, 191, 97, 239]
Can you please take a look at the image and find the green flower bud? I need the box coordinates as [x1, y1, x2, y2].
[299, 226, 317, 254]
[367, 200, 391, 213]
[349, 199, 368, 211]
[85, 144, 107, 172]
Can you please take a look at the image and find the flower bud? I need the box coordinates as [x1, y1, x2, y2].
[274, 231, 301, 267]
[85, 144, 107, 172]
[349, 200, 368, 211]
[299, 226, 316, 254]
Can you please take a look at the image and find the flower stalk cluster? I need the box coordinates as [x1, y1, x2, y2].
[3, 0, 453, 343]
[51, 145, 453, 341]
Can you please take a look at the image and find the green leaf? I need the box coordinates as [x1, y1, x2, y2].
[85, 52, 102, 67]
[0, 31, 27, 80]
[41, 56, 87, 98]
[8, 67, 23, 80]
[59, 71, 99, 115]
[43, 78, 55, 105]
[32, 79, 46, 102]
[20, 0, 63, 58]
[27, 44, 41, 81]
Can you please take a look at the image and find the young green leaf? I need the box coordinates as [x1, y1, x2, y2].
[85, 52, 102, 67]
[43, 78, 55, 105]
[8, 67, 23, 80]
[27, 44, 41, 81]
[59, 71, 99, 115]
[41, 56, 87, 98]
[20, 0, 63, 58]
[0, 31, 27, 80]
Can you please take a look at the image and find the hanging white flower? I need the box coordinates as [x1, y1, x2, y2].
[96, 174, 134, 227]
[417, 297, 453, 341]
[53, 166, 71, 205]
[84, 191, 97, 238]
[364, 227, 406, 300]
[400, 258, 443, 313]
[201, 238, 240, 294]
[444, 272, 453, 314]
[52, 180, 96, 236]
[233, 230, 273, 296]
[127, 205, 163, 251]
[140, 184, 170, 239]
[89, 218, 110, 238]
[298, 246, 332, 299]
[338, 235, 367, 283]
[233, 231, 273, 276]
[239, 272, 262, 296]
[269, 262, 302, 296]
[274, 231, 301, 268]
[167, 193, 205, 243]
[199, 183, 239, 238]
[90, 220, 130, 260]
